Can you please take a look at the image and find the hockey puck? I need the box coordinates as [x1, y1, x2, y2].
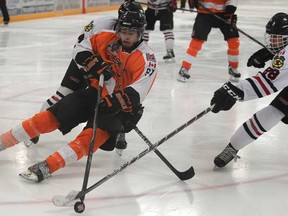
[74, 201, 85, 213]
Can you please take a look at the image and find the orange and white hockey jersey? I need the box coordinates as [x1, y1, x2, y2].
[73, 30, 158, 105]
[197, 0, 238, 14]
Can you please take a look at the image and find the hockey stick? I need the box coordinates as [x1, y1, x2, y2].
[52, 106, 212, 211]
[195, 2, 267, 49]
[78, 74, 104, 204]
[133, 125, 195, 180]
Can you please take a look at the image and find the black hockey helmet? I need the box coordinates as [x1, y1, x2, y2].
[116, 10, 146, 41]
[265, 12, 288, 54]
[118, 1, 144, 18]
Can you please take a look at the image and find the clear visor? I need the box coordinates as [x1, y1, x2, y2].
[264, 33, 288, 54]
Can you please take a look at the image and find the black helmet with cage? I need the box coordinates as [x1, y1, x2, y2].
[118, 0, 145, 18]
[265, 12, 288, 54]
[116, 10, 147, 41]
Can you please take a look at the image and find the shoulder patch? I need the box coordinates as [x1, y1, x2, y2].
[146, 53, 156, 62]
[84, 21, 93, 32]
[272, 55, 285, 69]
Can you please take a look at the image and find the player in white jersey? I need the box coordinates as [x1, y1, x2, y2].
[209, 12, 288, 167]
[24, 1, 144, 155]
[143, 0, 177, 62]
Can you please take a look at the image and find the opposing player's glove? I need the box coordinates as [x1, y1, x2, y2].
[99, 90, 132, 114]
[169, 0, 177, 12]
[210, 82, 244, 113]
[189, 0, 199, 9]
[247, 48, 274, 68]
[224, 14, 237, 26]
[82, 54, 113, 81]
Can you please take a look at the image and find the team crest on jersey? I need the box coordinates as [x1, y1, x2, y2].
[84, 21, 93, 32]
[272, 55, 285, 69]
[108, 41, 120, 54]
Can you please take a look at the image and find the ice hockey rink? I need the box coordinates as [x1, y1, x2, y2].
[1, 0, 288, 215]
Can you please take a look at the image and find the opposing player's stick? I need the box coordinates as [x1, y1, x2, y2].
[133, 125, 195, 180]
[78, 74, 104, 208]
[52, 106, 213, 212]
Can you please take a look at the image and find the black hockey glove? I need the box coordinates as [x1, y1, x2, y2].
[82, 54, 113, 81]
[224, 14, 237, 27]
[99, 90, 132, 114]
[210, 82, 244, 113]
[247, 48, 274, 68]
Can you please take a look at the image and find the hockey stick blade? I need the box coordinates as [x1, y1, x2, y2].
[174, 166, 195, 180]
[154, 148, 195, 180]
[133, 126, 195, 180]
[52, 190, 80, 207]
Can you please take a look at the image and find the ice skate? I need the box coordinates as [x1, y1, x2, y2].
[228, 66, 241, 82]
[0, 140, 6, 151]
[163, 49, 175, 63]
[177, 67, 190, 82]
[19, 160, 51, 182]
[24, 136, 40, 147]
[115, 132, 127, 156]
[214, 143, 240, 168]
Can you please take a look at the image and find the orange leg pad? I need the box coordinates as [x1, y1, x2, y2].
[45, 128, 110, 174]
[46, 152, 65, 174]
[22, 111, 59, 138]
[186, 39, 204, 57]
[227, 38, 240, 55]
[68, 128, 110, 160]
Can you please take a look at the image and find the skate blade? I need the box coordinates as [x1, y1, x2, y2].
[115, 148, 124, 156]
[164, 58, 176, 63]
[23, 140, 33, 147]
[177, 76, 188, 83]
[229, 76, 240, 82]
[19, 170, 39, 182]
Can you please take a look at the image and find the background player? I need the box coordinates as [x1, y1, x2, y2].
[142, 0, 177, 63]
[177, 0, 240, 82]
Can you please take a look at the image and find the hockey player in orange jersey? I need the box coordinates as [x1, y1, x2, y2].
[24, 1, 145, 152]
[0, 11, 158, 182]
[177, 0, 241, 82]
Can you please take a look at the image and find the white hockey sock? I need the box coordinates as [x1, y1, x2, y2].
[230, 105, 285, 150]
[57, 145, 78, 166]
[40, 86, 73, 111]
[143, 30, 151, 42]
[162, 30, 174, 50]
